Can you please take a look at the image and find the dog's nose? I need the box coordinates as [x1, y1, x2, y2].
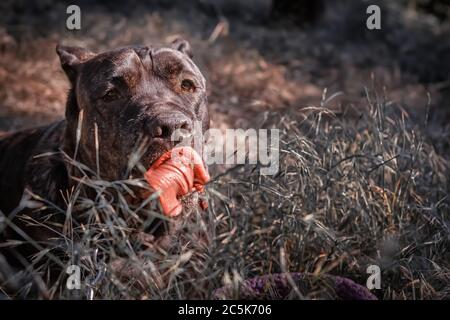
[147, 114, 193, 141]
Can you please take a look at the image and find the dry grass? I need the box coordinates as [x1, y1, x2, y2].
[2, 87, 448, 300]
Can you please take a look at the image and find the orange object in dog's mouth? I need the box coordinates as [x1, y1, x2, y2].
[144, 146, 210, 217]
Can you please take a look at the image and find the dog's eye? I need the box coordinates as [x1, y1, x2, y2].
[101, 88, 120, 102]
[181, 79, 196, 93]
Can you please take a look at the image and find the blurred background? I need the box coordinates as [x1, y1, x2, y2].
[0, 0, 449, 148]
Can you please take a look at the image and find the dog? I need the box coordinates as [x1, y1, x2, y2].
[0, 39, 210, 284]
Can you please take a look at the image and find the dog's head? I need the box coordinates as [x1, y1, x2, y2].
[56, 40, 209, 181]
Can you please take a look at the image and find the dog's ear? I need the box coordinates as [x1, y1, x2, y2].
[56, 44, 95, 82]
[170, 38, 193, 58]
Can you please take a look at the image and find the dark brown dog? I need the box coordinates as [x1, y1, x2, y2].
[0, 40, 209, 278]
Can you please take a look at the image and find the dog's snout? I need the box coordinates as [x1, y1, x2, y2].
[146, 114, 193, 141]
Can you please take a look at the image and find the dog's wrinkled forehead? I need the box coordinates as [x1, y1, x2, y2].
[81, 46, 205, 88]
[153, 48, 205, 87]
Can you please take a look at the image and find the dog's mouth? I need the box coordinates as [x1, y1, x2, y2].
[131, 146, 210, 217]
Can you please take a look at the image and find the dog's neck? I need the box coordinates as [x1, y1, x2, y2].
[61, 89, 90, 189]
[62, 89, 79, 156]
